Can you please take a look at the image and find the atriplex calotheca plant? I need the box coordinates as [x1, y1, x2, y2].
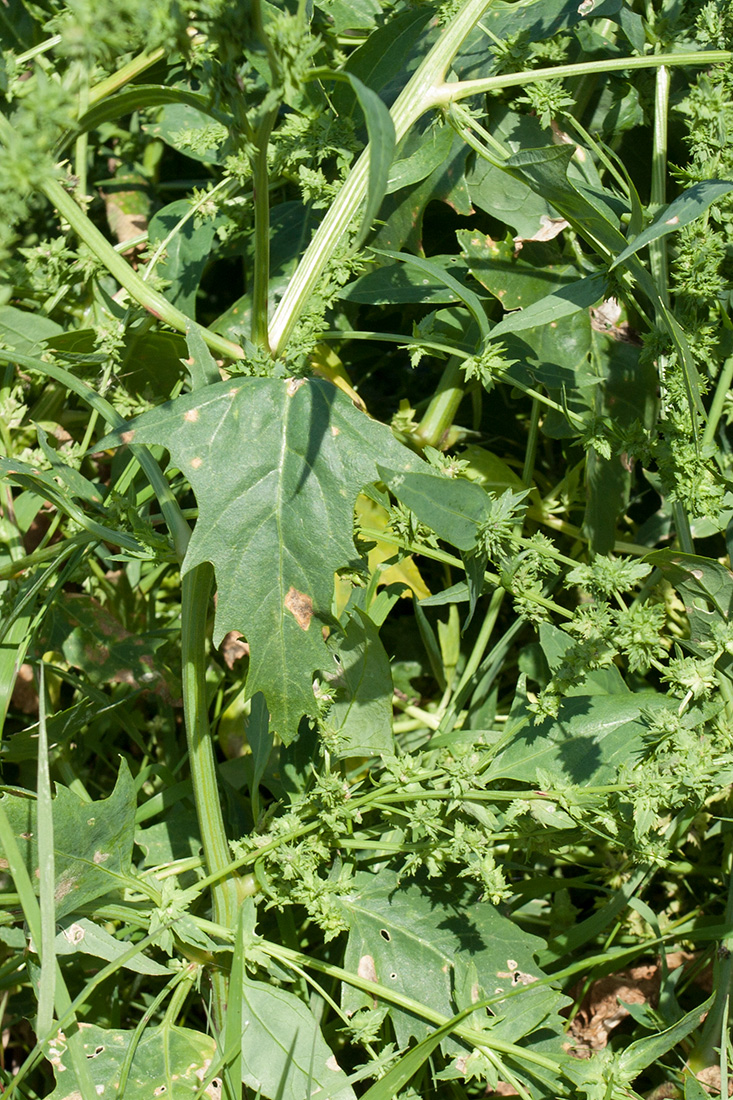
[2, 0, 733, 1097]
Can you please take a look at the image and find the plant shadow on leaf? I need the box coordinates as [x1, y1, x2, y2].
[489, 693, 667, 786]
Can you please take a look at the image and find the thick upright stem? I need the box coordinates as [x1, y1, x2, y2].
[181, 565, 239, 1023]
[413, 358, 467, 449]
[251, 115, 277, 348]
[268, 0, 494, 358]
[649, 64, 670, 302]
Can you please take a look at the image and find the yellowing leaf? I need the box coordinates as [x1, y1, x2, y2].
[356, 493, 431, 600]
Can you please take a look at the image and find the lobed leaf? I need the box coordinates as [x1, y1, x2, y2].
[99, 379, 417, 739]
[0, 760, 136, 920]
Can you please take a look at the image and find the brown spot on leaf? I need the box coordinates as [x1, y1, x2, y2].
[121, 430, 135, 445]
[55, 870, 78, 903]
[184, 408, 200, 422]
[220, 631, 250, 669]
[191, 457, 203, 469]
[286, 377, 306, 397]
[284, 587, 313, 630]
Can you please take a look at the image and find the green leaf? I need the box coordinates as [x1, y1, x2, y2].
[647, 550, 733, 649]
[54, 917, 170, 976]
[583, 336, 657, 553]
[339, 255, 474, 305]
[505, 144, 627, 257]
[47, 593, 179, 699]
[0, 305, 63, 354]
[324, 609, 394, 758]
[99, 379, 416, 739]
[0, 760, 136, 919]
[144, 102, 230, 164]
[379, 465, 492, 551]
[185, 324, 221, 389]
[464, 110, 557, 239]
[46, 1022, 217, 1099]
[333, 6, 436, 115]
[611, 180, 733, 270]
[488, 693, 671, 787]
[387, 119, 455, 193]
[458, 231, 577, 310]
[359, 1003, 481, 1100]
[246, 692, 272, 823]
[75, 85, 217, 141]
[374, 132, 473, 253]
[343, 73, 395, 247]
[314, 0, 383, 35]
[341, 870, 565, 1047]
[239, 975, 356, 1100]
[373, 249, 490, 339]
[147, 200, 219, 316]
[490, 272, 607, 340]
[618, 995, 714, 1078]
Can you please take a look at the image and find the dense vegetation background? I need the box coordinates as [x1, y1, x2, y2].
[1, 0, 733, 1097]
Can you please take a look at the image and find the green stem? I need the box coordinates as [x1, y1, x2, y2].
[269, 0, 494, 357]
[74, 67, 89, 199]
[88, 46, 166, 104]
[439, 587, 505, 734]
[649, 62, 670, 302]
[649, 63, 695, 553]
[180, 565, 239, 1023]
[413, 358, 467, 448]
[261, 939, 566, 1081]
[37, 173, 244, 363]
[702, 352, 733, 449]
[251, 115, 277, 348]
[431, 49, 731, 104]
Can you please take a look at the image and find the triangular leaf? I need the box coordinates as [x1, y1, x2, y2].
[341, 870, 566, 1048]
[100, 379, 416, 739]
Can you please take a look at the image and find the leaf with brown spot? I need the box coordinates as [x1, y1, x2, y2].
[99, 378, 417, 739]
[0, 760, 135, 919]
[284, 587, 313, 630]
[46, 1022, 216, 1100]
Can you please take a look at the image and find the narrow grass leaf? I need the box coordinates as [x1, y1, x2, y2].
[372, 249, 490, 338]
[359, 1003, 481, 1100]
[36, 664, 55, 1040]
[342, 73, 395, 248]
[611, 180, 733, 269]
